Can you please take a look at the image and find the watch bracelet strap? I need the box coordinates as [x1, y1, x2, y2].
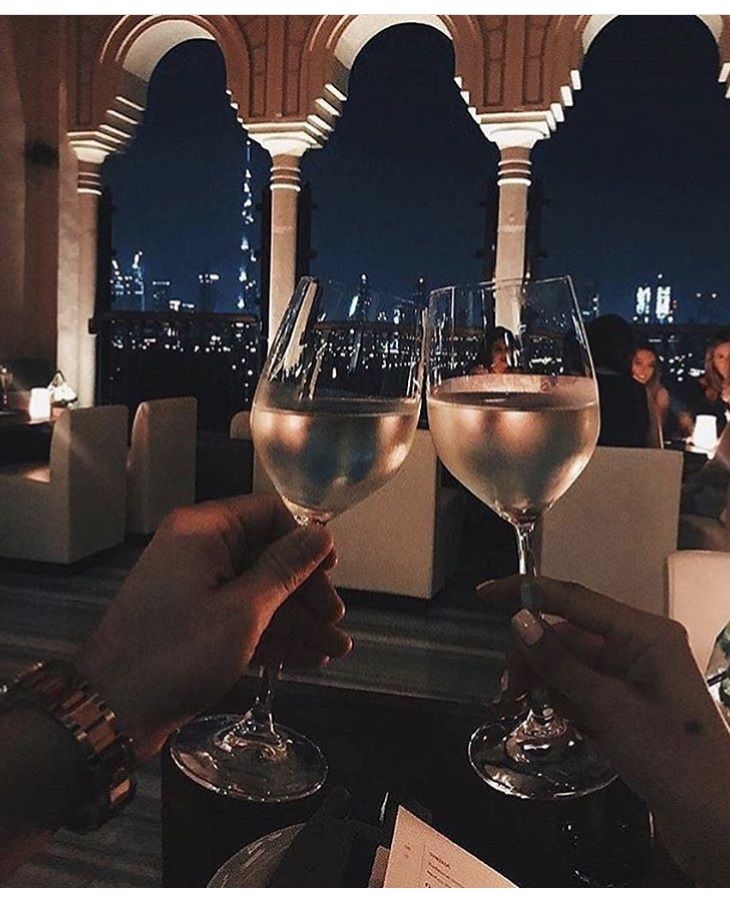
[0, 659, 137, 833]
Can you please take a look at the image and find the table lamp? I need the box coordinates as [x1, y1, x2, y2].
[691, 414, 719, 453]
[29, 387, 51, 421]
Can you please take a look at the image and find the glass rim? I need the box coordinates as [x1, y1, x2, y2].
[296, 274, 417, 308]
[428, 275, 576, 295]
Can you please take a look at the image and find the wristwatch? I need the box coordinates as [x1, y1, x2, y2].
[0, 659, 137, 833]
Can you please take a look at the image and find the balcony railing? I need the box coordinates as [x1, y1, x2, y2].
[93, 311, 263, 433]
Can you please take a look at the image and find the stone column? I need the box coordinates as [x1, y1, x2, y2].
[248, 130, 318, 344]
[494, 145, 533, 285]
[480, 120, 550, 333]
[73, 154, 105, 407]
[268, 153, 302, 341]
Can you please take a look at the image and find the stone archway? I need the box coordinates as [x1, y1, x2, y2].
[297, 15, 486, 146]
[543, 14, 730, 117]
[63, 15, 253, 405]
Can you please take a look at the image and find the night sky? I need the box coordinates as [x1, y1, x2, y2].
[103, 16, 730, 321]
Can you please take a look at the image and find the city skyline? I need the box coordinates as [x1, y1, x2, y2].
[103, 17, 730, 322]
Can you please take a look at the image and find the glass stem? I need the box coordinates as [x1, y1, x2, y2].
[251, 664, 281, 734]
[515, 519, 556, 727]
[221, 664, 286, 752]
[515, 521, 538, 581]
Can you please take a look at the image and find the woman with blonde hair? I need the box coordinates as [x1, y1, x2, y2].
[680, 331, 730, 437]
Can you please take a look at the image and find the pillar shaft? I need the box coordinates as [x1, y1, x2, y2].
[494, 146, 532, 285]
[75, 161, 102, 407]
[268, 154, 301, 343]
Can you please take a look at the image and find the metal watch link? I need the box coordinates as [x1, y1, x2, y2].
[0, 659, 137, 833]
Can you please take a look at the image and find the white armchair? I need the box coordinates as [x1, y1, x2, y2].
[668, 550, 730, 671]
[229, 410, 252, 441]
[252, 428, 465, 599]
[328, 430, 465, 599]
[127, 397, 198, 535]
[0, 406, 128, 564]
[541, 446, 683, 617]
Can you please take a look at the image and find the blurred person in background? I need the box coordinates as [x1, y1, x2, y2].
[587, 315, 649, 448]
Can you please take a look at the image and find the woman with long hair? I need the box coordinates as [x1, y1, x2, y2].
[631, 344, 670, 448]
[681, 331, 730, 437]
[586, 314, 649, 447]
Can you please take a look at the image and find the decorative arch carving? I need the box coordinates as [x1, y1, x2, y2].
[68, 15, 254, 172]
[542, 15, 730, 124]
[296, 15, 486, 150]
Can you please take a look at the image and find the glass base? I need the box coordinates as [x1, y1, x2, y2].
[468, 709, 616, 801]
[170, 714, 328, 803]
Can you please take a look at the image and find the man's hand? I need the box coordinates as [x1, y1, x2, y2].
[76, 495, 352, 761]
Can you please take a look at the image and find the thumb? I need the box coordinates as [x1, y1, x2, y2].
[511, 609, 615, 727]
[233, 524, 334, 625]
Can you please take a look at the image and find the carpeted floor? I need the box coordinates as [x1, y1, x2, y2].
[0, 542, 509, 887]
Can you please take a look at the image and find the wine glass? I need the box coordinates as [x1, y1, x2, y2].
[426, 276, 615, 800]
[171, 276, 425, 801]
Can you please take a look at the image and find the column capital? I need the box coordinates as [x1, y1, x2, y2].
[247, 124, 321, 159]
[270, 155, 302, 193]
[478, 113, 553, 151]
[67, 135, 110, 196]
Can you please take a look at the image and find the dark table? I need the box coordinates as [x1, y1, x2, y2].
[162, 679, 688, 888]
[0, 412, 53, 465]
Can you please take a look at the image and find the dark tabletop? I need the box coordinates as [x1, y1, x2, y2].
[161, 678, 689, 888]
[0, 413, 53, 466]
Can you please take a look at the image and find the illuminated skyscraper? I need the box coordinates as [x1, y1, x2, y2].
[633, 274, 676, 324]
[237, 139, 258, 312]
[131, 252, 145, 311]
[654, 273, 673, 323]
[151, 279, 172, 311]
[110, 252, 145, 310]
[634, 285, 652, 323]
[197, 270, 220, 313]
[580, 283, 600, 322]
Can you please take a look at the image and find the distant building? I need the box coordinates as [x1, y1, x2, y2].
[633, 273, 676, 324]
[151, 279, 172, 311]
[412, 276, 427, 307]
[110, 251, 145, 310]
[169, 298, 196, 313]
[347, 273, 371, 319]
[197, 270, 220, 313]
[580, 283, 600, 322]
[237, 139, 259, 312]
[131, 252, 145, 311]
[693, 291, 720, 324]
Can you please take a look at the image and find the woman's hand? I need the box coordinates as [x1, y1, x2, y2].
[75, 495, 352, 761]
[480, 576, 730, 886]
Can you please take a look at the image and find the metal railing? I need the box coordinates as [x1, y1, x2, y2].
[93, 311, 263, 432]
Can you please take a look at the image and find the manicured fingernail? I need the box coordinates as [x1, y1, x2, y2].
[512, 609, 544, 646]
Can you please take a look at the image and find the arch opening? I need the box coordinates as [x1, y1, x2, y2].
[303, 23, 494, 297]
[534, 15, 730, 356]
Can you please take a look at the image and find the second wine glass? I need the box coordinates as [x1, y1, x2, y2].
[427, 276, 615, 800]
[171, 276, 425, 802]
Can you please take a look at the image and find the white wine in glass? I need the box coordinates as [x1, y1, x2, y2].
[427, 276, 615, 801]
[170, 276, 424, 802]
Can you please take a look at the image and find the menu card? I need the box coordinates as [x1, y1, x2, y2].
[382, 807, 516, 888]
